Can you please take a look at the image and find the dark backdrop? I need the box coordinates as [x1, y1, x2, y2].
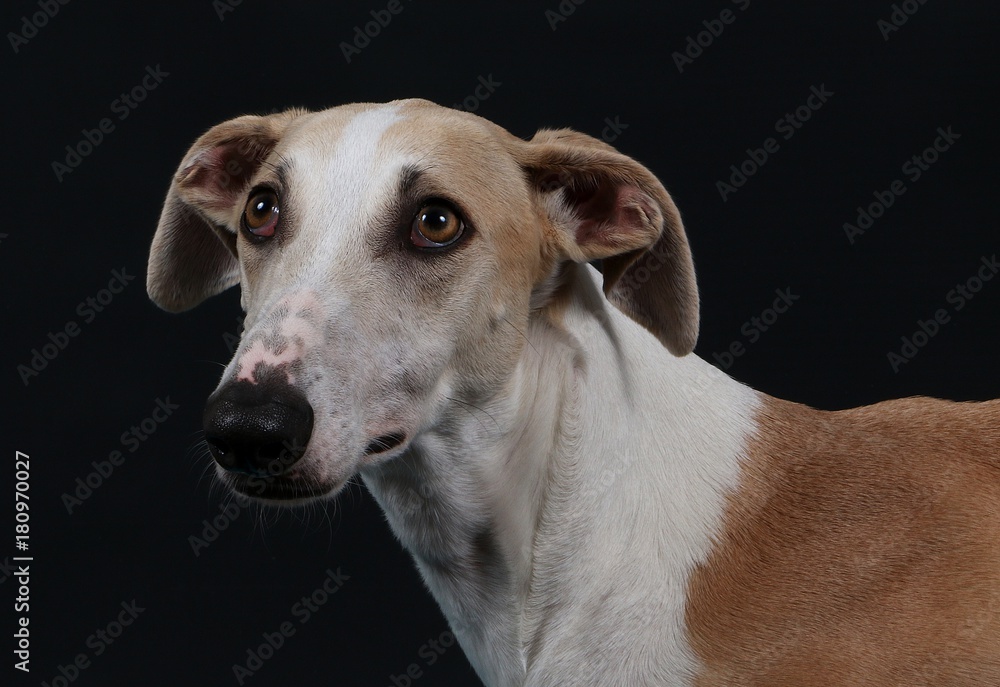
[4, 2, 998, 686]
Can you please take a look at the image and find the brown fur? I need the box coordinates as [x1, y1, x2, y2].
[507, 127, 700, 356]
[379, 100, 700, 356]
[147, 110, 304, 312]
[149, 99, 699, 356]
[687, 395, 1000, 686]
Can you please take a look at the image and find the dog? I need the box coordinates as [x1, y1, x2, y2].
[147, 99, 1000, 686]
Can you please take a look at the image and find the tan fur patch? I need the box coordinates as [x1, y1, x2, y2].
[506, 128, 700, 356]
[385, 99, 546, 294]
[687, 395, 1000, 686]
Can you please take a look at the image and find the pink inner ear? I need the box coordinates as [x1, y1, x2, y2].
[574, 182, 659, 254]
[178, 142, 258, 212]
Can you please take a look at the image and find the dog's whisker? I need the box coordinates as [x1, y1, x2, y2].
[194, 358, 230, 370]
[445, 395, 501, 434]
[501, 316, 539, 357]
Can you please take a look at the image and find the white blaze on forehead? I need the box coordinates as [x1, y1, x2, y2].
[234, 106, 411, 384]
[235, 291, 322, 384]
[329, 104, 406, 192]
[294, 104, 408, 219]
[281, 103, 412, 282]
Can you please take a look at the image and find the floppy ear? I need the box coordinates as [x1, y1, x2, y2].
[147, 109, 305, 312]
[515, 128, 699, 356]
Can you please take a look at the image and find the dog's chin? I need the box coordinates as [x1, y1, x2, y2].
[222, 472, 342, 506]
[212, 434, 411, 506]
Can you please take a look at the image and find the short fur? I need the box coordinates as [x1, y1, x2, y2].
[147, 99, 1000, 686]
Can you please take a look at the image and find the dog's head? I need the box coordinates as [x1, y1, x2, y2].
[147, 99, 698, 502]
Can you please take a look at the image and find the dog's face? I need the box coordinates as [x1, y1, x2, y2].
[147, 99, 698, 503]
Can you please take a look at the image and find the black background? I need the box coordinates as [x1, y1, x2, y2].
[4, 1, 998, 686]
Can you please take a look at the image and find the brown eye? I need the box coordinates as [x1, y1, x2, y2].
[410, 203, 465, 248]
[242, 189, 279, 239]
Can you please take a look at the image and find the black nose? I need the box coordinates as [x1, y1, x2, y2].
[203, 381, 313, 476]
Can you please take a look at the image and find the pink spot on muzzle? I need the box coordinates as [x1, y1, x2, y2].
[234, 292, 321, 384]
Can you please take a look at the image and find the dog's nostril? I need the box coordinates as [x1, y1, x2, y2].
[205, 437, 236, 468]
[364, 433, 406, 456]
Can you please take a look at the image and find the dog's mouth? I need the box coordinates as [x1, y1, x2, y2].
[224, 471, 337, 503]
[217, 431, 411, 503]
[363, 432, 407, 456]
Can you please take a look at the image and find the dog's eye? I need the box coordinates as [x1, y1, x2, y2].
[410, 203, 465, 248]
[242, 190, 280, 240]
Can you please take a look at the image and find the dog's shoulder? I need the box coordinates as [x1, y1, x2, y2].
[686, 394, 1000, 685]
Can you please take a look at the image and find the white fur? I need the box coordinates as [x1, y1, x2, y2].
[363, 265, 759, 686]
[197, 103, 761, 686]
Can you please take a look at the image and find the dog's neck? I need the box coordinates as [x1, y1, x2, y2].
[362, 264, 760, 687]
[360, 309, 568, 685]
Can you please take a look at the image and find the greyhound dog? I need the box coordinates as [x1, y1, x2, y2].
[147, 99, 1000, 686]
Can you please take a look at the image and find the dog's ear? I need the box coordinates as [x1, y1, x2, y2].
[147, 109, 305, 313]
[515, 128, 699, 356]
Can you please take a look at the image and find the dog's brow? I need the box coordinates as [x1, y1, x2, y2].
[273, 159, 289, 188]
[257, 157, 289, 190]
[398, 165, 425, 197]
